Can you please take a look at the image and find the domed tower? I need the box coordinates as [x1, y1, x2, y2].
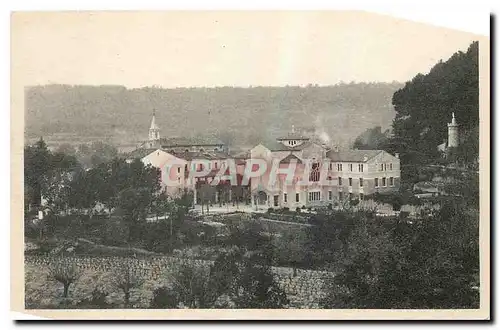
[447, 112, 459, 148]
[149, 109, 160, 142]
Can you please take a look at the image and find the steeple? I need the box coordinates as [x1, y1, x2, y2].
[149, 109, 160, 142]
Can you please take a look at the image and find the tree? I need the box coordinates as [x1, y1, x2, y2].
[47, 260, 82, 298]
[390, 41, 479, 166]
[150, 250, 289, 309]
[24, 138, 51, 209]
[321, 200, 479, 309]
[117, 187, 153, 242]
[111, 261, 145, 308]
[353, 126, 390, 150]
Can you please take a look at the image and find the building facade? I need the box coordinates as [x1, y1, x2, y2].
[249, 132, 401, 209]
[130, 113, 401, 209]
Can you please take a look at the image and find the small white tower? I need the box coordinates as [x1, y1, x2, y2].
[447, 112, 459, 148]
[149, 109, 160, 142]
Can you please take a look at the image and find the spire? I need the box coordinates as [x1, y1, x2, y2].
[291, 124, 295, 133]
[150, 109, 159, 130]
[451, 112, 456, 125]
[149, 109, 160, 142]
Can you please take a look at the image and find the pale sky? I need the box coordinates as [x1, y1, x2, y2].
[12, 11, 479, 88]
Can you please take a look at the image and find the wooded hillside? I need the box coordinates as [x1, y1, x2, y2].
[25, 83, 403, 148]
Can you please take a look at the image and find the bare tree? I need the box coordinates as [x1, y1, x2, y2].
[111, 261, 145, 308]
[47, 260, 82, 298]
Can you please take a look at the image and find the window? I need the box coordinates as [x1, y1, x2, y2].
[389, 177, 394, 186]
[359, 164, 364, 172]
[359, 193, 364, 200]
[348, 178, 353, 186]
[310, 162, 320, 182]
[389, 163, 393, 170]
[349, 164, 353, 171]
[296, 193, 300, 202]
[308, 191, 321, 201]
[274, 195, 279, 207]
[379, 164, 384, 171]
[177, 167, 181, 174]
[214, 162, 218, 169]
[329, 163, 333, 170]
[284, 193, 288, 203]
[382, 177, 387, 186]
[384, 163, 387, 171]
[337, 163, 343, 171]
[359, 178, 364, 187]
[328, 190, 332, 200]
[375, 178, 379, 187]
[338, 177, 343, 186]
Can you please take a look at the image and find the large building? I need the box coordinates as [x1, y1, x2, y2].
[129, 112, 401, 209]
[248, 130, 400, 209]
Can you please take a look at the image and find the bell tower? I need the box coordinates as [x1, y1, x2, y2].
[148, 109, 160, 144]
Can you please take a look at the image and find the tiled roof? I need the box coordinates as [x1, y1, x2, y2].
[126, 148, 157, 159]
[326, 149, 383, 162]
[160, 136, 224, 147]
[280, 153, 303, 164]
[263, 140, 313, 152]
[276, 133, 310, 141]
[171, 150, 230, 161]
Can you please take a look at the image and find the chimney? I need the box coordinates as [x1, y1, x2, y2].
[334, 145, 339, 152]
[395, 153, 399, 159]
[363, 155, 368, 162]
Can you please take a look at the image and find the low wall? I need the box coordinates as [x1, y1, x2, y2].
[25, 255, 331, 308]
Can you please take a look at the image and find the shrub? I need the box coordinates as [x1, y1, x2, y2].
[295, 207, 301, 213]
[150, 286, 180, 308]
[267, 208, 274, 213]
[75, 287, 113, 309]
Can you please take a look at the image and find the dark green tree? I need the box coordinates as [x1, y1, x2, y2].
[390, 41, 479, 170]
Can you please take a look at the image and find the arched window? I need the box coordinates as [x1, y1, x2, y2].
[309, 162, 320, 182]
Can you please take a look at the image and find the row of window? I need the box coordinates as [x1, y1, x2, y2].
[285, 185, 395, 203]
[195, 161, 225, 171]
[305, 191, 365, 202]
[379, 163, 394, 171]
[283, 193, 301, 203]
[329, 163, 365, 172]
[327, 163, 395, 172]
[337, 177, 395, 187]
